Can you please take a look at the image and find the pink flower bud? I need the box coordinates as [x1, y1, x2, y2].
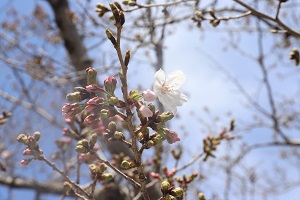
[22, 149, 33, 156]
[139, 105, 153, 117]
[142, 89, 157, 102]
[164, 129, 180, 144]
[84, 114, 100, 125]
[62, 103, 81, 118]
[21, 159, 30, 166]
[104, 76, 117, 95]
[86, 84, 104, 93]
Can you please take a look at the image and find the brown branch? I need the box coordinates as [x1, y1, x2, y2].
[233, 0, 300, 38]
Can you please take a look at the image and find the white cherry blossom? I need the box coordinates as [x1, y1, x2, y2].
[153, 69, 187, 114]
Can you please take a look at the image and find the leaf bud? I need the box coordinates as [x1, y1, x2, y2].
[66, 92, 82, 103]
[78, 139, 89, 149]
[105, 28, 117, 46]
[170, 187, 183, 197]
[86, 67, 97, 85]
[100, 109, 110, 118]
[89, 133, 98, 149]
[124, 50, 130, 67]
[119, 11, 125, 26]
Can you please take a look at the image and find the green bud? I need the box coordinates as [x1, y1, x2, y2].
[119, 11, 125, 26]
[198, 192, 206, 200]
[148, 103, 155, 113]
[124, 50, 130, 67]
[121, 160, 130, 169]
[109, 3, 120, 23]
[146, 140, 154, 149]
[108, 96, 119, 105]
[66, 92, 82, 103]
[167, 195, 175, 200]
[128, 0, 136, 6]
[89, 133, 98, 149]
[129, 90, 142, 101]
[78, 139, 89, 149]
[113, 1, 123, 10]
[122, 0, 129, 5]
[101, 173, 114, 181]
[114, 131, 124, 140]
[105, 28, 117, 46]
[157, 112, 174, 123]
[108, 121, 117, 133]
[89, 164, 99, 174]
[100, 109, 110, 118]
[211, 19, 220, 27]
[33, 131, 41, 141]
[170, 187, 183, 197]
[86, 67, 97, 85]
[161, 180, 170, 193]
[75, 145, 87, 153]
[17, 134, 28, 144]
[99, 163, 107, 174]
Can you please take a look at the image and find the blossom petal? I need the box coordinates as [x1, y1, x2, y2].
[154, 68, 165, 86]
[166, 70, 186, 90]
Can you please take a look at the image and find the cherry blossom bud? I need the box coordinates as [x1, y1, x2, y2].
[108, 121, 117, 133]
[107, 97, 118, 105]
[21, 159, 30, 166]
[170, 187, 183, 197]
[146, 140, 154, 149]
[142, 89, 157, 102]
[164, 129, 180, 144]
[78, 139, 89, 149]
[62, 103, 82, 118]
[84, 114, 100, 125]
[86, 67, 97, 85]
[22, 149, 33, 156]
[86, 84, 104, 93]
[150, 172, 161, 179]
[66, 92, 82, 103]
[139, 105, 153, 117]
[33, 131, 40, 141]
[104, 76, 117, 95]
[114, 131, 124, 140]
[100, 173, 114, 181]
[89, 133, 98, 149]
[17, 134, 28, 144]
[121, 160, 130, 169]
[198, 192, 206, 200]
[161, 180, 170, 193]
[105, 28, 117, 46]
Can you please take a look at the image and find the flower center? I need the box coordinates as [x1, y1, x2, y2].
[161, 81, 172, 94]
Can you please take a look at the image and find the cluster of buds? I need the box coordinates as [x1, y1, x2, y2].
[160, 180, 183, 199]
[161, 166, 176, 184]
[191, 9, 220, 28]
[122, 0, 137, 6]
[203, 128, 235, 161]
[89, 163, 114, 182]
[95, 3, 110, 18]
[0, 110, 12, 126]
[75, 133, 98, 154]
[17, 132, 42, 165]
[103, 121, 125, 142]
[175, 172, 198, 189]
[290, 48, 299, 66]
[109, 3, 125, 26]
